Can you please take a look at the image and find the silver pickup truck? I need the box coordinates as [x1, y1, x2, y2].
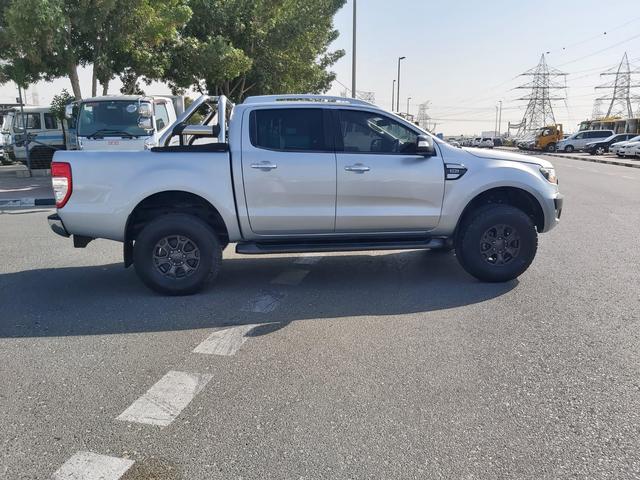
[48, 94, 563, 295]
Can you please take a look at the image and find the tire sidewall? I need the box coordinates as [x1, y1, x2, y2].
[457, 206, 537, 282]
[134, 214, 220, 295]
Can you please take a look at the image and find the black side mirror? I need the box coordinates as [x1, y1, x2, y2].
[416, 135, 436, 156]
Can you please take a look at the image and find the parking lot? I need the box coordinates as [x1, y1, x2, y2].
[1, 155, 639, 479]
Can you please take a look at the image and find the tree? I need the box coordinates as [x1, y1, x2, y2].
[164, 0, 346, 101]
[50, 89, 74, 146]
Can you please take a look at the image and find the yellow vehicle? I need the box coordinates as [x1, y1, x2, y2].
[532, 124, 563, 152]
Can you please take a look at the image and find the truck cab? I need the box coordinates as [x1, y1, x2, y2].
[533, 124, 563, 152]
[65, 96, 181, 151]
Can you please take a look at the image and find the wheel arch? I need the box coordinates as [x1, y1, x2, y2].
[454, 186, 545, 240]
[124, 190, 229, 267]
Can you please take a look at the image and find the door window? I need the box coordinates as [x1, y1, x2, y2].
[250, 108, 326, 151]
[338, 110, 418, 154]
[14, 113, 41, 130]
[155, 103, 170, 131]
[44, 113, 58, 130]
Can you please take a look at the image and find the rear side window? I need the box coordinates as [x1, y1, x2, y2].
[593, 131, 611, 138]
[250, 108, 325, 151]
[44, 113, 58, 130]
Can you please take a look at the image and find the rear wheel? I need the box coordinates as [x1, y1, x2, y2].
[455, 205, 538, 282]
[133, 214, 222, 295]
[595, 146, 605, 155]
[545, 143, 556, 152]
[564, 145, 574, 153]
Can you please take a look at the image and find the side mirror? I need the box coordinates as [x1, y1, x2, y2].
[416, 135, 436, 156]
[64, 104, 74, 119]
[138, 117, 153, 131]
[138, 103, 153, 118]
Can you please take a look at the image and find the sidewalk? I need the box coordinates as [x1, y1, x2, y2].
[0, 174, 54, 207]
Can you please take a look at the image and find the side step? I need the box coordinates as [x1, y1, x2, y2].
[236, 237, 445, 255]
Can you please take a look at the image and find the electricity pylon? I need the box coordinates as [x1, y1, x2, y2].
[513, 54, 566, 139]
[594, 52, 640, 119]
[416, 101, 435, 132]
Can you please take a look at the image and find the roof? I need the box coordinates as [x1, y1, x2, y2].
[242, 94, 376, 108]
[80, 95, 146, 102]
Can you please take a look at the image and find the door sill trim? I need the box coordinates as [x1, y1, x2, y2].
[236, 237, 445, 254]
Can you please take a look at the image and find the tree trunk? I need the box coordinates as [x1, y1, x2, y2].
[91, 65, 98, 97]
[68, 62, 82, 100]
[101, 79, 109, 96]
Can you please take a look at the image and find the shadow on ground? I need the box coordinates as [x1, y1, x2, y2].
[0, 249, 517, 338]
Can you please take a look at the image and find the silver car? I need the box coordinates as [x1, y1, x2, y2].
[557, 130, 614, 153]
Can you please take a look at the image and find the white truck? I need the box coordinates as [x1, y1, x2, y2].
[49, 95, 563, 295]
[65, 95, 182, 151]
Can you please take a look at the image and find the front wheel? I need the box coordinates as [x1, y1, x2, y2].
[455, 205, 538, 282]
[545, 143, 556, 152]
[595, 146, 605, 155]
[564, 145, 574, 153]
[133, 214, 222, 295]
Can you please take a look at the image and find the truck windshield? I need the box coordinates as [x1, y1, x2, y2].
[77, 101, 150, 137]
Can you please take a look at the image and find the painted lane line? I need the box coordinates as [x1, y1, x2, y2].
[194, 324, 261, 356]
[294, 255, 324, 265]
[52, 452, 134, 480]
[271, 269, 310, 286]
[116, 371, 212, 427]
[242, 291, 285, 313]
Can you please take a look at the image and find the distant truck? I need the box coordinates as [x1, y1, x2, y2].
[517, 124, 563, 152]
[65, 95, 183, 151]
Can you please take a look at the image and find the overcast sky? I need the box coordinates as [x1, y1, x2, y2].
[2, 0, 639, 136]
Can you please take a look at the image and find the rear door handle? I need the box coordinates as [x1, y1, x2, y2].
[250, 161, 278, 171]
[344, 164, 370, 173]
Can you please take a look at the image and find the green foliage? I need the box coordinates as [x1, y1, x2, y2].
[50, 89, 74, 121]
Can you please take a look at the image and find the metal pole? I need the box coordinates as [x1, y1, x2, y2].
[498, 100, 502, 137]
[391, 80, 396, 112]
[351, 0, 356, 98]
[407, 97, 411, 116]
[397, 56, 405, 112]
[18, 85, 31, 173]
[495, 105, 498, 137]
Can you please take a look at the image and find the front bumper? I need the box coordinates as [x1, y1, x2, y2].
[48, 213, 70, 237]
[554, 194, 563, 220]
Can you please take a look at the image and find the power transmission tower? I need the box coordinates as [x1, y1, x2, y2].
[416, 101, 434, 131]
[594, 52, 640, 119]
[340, 89, 375, 104]
[591, 99, 603, 120]
[513, 54, 566, 139]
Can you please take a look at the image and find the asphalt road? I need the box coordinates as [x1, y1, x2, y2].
[1, 155, 639, 479]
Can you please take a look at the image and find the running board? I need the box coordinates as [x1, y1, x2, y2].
[236, 237, 445, 255]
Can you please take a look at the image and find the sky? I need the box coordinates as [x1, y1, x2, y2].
[1, 0, 640, 136]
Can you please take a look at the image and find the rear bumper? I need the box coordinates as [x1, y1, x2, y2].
[48, 213, 70, 237]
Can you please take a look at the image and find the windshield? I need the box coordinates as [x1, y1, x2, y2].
[1, 112, 14, 132]
[77, 100, 150, 137]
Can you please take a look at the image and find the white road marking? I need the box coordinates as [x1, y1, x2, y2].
[193, 324, 261, 356]
[294, 255, 324, 265]
[116, 371, 212, 427]
[242, 291, 285, 313]
[271, 269, 310, 286]
[52, 452, 134, 480]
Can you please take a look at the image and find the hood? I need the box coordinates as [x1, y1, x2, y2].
[463, 147, 553, 168]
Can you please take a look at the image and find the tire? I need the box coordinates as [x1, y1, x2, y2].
[455, 205, 538, 283]
[564, 145, 574, 153]
[595, 146, 605, 155]
[133, 213, 222, 295]
[545, 143, 556, 152]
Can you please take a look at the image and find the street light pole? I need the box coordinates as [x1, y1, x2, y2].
[495, 105, 498, 137]
[351, 0, 356, 98]
[407, 97, 412, 116]
[396, 56, 406, 112]
[17, 85, 31, 173]
[498, 100, 503, 137]
[391, 80, 396, 112]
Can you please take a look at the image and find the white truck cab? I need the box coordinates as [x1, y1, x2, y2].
[65, 95, 182, 151]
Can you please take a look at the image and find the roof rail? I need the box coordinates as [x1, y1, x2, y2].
[243, 94, 375, 107]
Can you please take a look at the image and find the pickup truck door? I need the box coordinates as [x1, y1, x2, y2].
[241, 107, 336, 235]
[334, 109, 444, 232]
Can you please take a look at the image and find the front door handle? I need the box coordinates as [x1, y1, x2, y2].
[344, 164, 370, 173]
[250, 161, 278, 171]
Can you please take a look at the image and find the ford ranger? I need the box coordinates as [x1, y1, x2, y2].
[48, 95, 563, 295]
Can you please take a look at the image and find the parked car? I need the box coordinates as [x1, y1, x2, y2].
[629, 142, 640, 158]
[556, 129, 614, 152]
[618, 140, 640, 157]
[472, 137, 482, 147]
[1, 106, 65, 168]
[584, 133, 637, 155]
[48, 94, 563, 295]
[493, 138, 503, 147]
[479, 137, 494, 148]
[611, 135, 640, 156]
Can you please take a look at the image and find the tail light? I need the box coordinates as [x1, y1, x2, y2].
[51, 162, 72, 208]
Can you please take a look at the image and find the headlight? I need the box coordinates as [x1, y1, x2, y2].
[540, 166, 557, 184]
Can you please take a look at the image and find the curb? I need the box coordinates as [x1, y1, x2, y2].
[0, 198, 55, 207]
[545, 153, 640, 169]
